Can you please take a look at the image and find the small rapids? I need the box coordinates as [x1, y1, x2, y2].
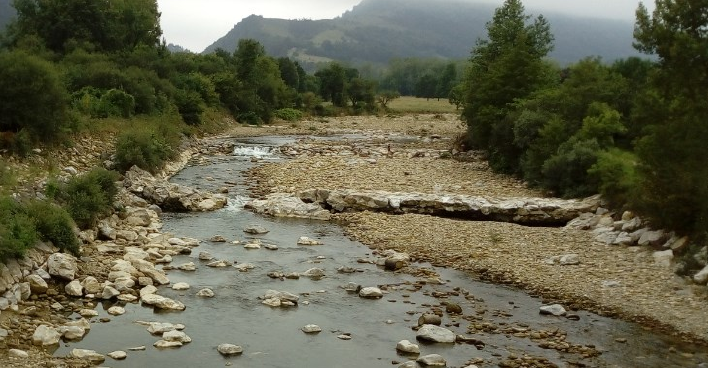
[232, 145, 279, 158]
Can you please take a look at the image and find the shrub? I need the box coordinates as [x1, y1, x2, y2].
[273, 108, 303, 122]
[175, 89, 204, 125]
[237, 111, 261, 125]
[24, 200, 80, 255]
[0, 197, 38, 262]
[48, 168, 119, 229]
[541, 139, 601, 198]
[98, 89, 136, 118]
[588, 148, 639, 208]
[114, 130, 175, 173]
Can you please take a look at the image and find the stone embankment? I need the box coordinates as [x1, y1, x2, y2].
[247, 189, 601, 225]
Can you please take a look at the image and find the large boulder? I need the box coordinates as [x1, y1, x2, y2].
[124, 166, 226, 212]
[245, 193, 332, 220]
[47, 253, 78, 281]
[416, 324, 456, 343]
[32, 325, 61, 346]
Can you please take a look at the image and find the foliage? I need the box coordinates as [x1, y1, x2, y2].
[99, 89, 136, 118]
[47, 168, 119, 229]
[0, 196, 38, 261]
[273, 108, 303, 121]
[588, 148, 639, 209]
[24, 200, 80, 255]
[114, 127, 177, 173]
[462, 0, 554, 172]
[0, 50, 70, 142]
[630, 0, 708, 236]
[376, 90, 400, 109]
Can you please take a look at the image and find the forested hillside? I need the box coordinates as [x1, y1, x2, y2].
[204, 0, 641, 67]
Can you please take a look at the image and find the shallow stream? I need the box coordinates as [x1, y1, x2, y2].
[55, 135, 707, 368]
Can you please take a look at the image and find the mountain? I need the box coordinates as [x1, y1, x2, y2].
[0, 0, 15, 33]
[203, 0, 643, 67]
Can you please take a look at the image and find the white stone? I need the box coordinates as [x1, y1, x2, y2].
[302, 268, 325, 278]
[101, 285, 120, 300]
[417, 354, 447, 367]
[26, 274, 48, 294]
[8, 349, 29, 358]
[297, 236, 323, 245]
[79, 309, 99, 317]
[217, 343, 243, 356]
[146, 322, 178, 335]
[32, 325, 61, 346]
[196, 288, 215, 298]
[693, 265, 708, 285]
[359, 287, 383, 298]
[540, 304, 567, 316]
[301, 324, 322, 333]
[58, 325, 86, 340]
[172, 282, 191, 290]
[559, 254, 580, 265]
[65, 280, 83, 296]
[416, 324, 456, 343]
[70, 349, 105, 364]
[107, 350, 127, 360]
[652, 250, 674, 267]
[163, 330, 191, 343]
[140, 285, 158, 297]
[154, 340, 182, 348]
[177, 262, 197, 271]
[107, 306, 126, 316]
[396, 340, 420, 354]
[82, 276, 102, 294]
[141, 294, 186, 310]
[47, 253, 78, 281]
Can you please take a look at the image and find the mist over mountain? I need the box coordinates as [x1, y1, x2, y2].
[204, 0, 642, 67]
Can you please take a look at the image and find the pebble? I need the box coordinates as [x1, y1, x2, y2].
[217, 343, 243, 356]
[301, 324, 322, 334]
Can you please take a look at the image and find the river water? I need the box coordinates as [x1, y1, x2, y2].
[55, 135, 707, 368]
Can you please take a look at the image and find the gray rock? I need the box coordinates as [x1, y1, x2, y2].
[245, 194, 333, 221]
[198, 251, 213, 261]
[540, 304, 566, 316]
[107, 306, 125, 316]
[32, 325, 61, 346]
[65, 280, 83, 296]
[140, 294, 186, 311]
[217, 343, 243, 356]
[396, 340, 420, 354]
[297, 236, 323, 245]
[418, 313, 442, 326]
[638, 229, 665, 247]
[8, 349, 29, 359]
[58, 325, 86, 340]
[416, 324, 456, 343]
[70, 349, 105, 364]
[559, 254, 580, 265]
[107, 350, 127, 360]
[398, 362, 417, 368]
[47, 253, 78, 281]
[82, 276, 102, 294]
[653, 250, 674, 267]
[359, 287, 383, 298]
[154, 340, 182, 348]
[172, 282, 190, 290]
[101, 285, 120, 300]
[301, 324, 322, 333]
[163, 330, 191, 343]
[243, 225, 269, 234]
[417, 354, 447, 366]
[26, 274, 48, 294]
[196, 288, 215, 298]
[302, 268, 325, 278]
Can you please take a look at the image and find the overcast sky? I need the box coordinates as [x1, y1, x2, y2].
[157, 0, 653, 53]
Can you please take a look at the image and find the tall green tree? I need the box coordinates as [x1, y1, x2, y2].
[462, 0, 554, 172]
[631, 0, 707, 235]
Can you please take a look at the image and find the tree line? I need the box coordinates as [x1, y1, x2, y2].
[459, 0, 706, 253]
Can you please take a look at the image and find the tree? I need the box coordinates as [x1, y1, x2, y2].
[415, 74, 438, 100]
[435, 62, 457, 100]
[462, 0, 554, 172]
[377, 90, 400, 109]
[630, 0, 707, 235]
[0, 50, 69, 141]
[315, 62, 348, 107]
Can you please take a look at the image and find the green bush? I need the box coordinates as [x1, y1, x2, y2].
[175, 89, 204, 125]
[24, 200, 80, 255]
[114, 130, 175, 173]
[588, 148, 639, 208]
[98, 89, 136, 118]
[237, 111, 261, 125]
[541, 139, 601, 198]
[0, 197, 38, 262]
[48, 168, 119, 229]
[273, 108, 303, 121]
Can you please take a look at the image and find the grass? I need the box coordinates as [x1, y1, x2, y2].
[386, 96, 458, 114]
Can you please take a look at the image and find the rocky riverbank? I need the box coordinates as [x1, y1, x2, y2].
[0, 113, 705, 367]
[246, 114, 708, 343]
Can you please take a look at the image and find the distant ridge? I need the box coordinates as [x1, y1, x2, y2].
[203, 0, 642, 66]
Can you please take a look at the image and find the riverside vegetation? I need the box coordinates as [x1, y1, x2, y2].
[0, 0, 705, 364]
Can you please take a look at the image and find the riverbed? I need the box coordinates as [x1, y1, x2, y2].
[52, 135, 707, 368]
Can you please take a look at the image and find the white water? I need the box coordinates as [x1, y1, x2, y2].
[224, 195, 251, 212]
[232, 145, 279, 158]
